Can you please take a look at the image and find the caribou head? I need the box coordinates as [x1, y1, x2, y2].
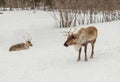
[63, 28, 78, 47]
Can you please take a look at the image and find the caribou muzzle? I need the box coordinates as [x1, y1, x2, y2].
[64, 42, 68, 47]
[30, 44, 33, 46]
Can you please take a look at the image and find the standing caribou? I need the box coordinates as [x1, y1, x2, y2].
[9, 34, 33, 51]
[64, 26, 98, 61]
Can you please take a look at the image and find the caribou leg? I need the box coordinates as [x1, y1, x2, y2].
[84, 43, 88, 61]
[90, 39, 96, 58]
[77, 47, 82, 61]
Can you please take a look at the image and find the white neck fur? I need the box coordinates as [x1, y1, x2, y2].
[73, 44, 82, 51]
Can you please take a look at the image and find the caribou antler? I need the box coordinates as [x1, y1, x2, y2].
[63, 17, 77, 36]
[23, 33, 32, 41]
[63, 28, 77, 36]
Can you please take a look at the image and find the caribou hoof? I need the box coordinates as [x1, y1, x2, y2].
[77, 58, 81, 62]
[90, 56, 94, 58]
[85, 58, 88, 61]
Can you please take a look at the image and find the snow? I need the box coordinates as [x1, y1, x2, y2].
[0, 10, 120, 82]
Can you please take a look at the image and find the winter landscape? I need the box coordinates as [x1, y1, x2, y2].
[0, 0, 120, 82]
[0, 10, 120, 82]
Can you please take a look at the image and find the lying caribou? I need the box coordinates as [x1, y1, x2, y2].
[9, 34, 33, 51]
[64, 26, 98, 61]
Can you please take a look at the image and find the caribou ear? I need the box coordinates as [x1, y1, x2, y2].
[71, 35, 74, 39]
[71, 35, 76, 39]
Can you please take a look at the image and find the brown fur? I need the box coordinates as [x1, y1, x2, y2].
[9, 41, 32, 51]
[64, 26, 98, 61]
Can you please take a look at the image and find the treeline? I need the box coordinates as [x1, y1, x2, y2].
[0, 0, 120, 27]
[0, 0, 120, 10]
[0, 0, 53, 10]
[52, 0, 120, 27]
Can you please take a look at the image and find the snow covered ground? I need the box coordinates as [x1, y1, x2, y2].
[0, 10, 120, 82]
